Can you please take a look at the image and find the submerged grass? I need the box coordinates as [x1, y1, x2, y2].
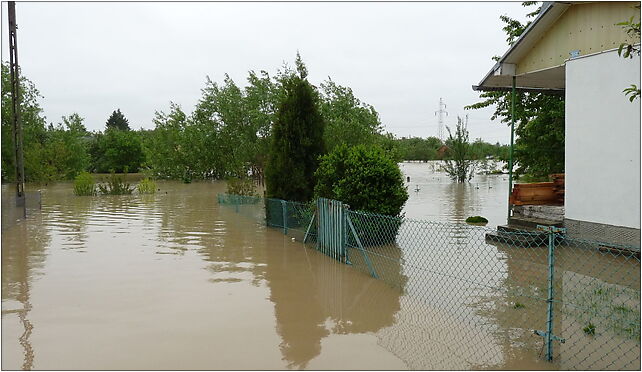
[137, 178, 157, 194]
[98, 171, 134, 195]
[73, 172, 96, 196]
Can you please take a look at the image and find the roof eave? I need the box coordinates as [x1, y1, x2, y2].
[475, 2, 572, 90]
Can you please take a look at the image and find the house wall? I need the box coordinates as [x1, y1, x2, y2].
[565, 49, 640, 242]
[517, 2, 640, 75]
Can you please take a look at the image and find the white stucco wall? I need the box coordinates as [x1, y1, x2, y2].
[565, 49, 640, 229]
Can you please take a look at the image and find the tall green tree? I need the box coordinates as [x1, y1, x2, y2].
[465, 2, 565, 179]
[265, 54, 325, 202]
[105, 109, 131, 131]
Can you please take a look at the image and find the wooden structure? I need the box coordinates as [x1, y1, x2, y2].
[510, 174, 565, 206]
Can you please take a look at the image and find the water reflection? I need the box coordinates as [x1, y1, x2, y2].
[1, 201, 49, 370]
[263, 238, 403, 369]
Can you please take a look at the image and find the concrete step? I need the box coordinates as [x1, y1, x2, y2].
[508, 216, 563, 230]
[485, 226, 548, 247]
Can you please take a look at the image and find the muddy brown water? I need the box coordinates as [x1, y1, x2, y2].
[2, 163, 639, 370]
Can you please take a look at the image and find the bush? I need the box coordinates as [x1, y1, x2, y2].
[73, 172, 96, 196]
[315, 144, 408, 216]
[98, 171, 134, 195]
[465, 216, 488, 224]
[315, 144, 408, 247]
[227, 177, 257, 196]
[137, 178, 157, 194]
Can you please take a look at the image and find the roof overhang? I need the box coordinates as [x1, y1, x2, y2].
[473, 64, 566, 93]
[474, 2, 572, 92]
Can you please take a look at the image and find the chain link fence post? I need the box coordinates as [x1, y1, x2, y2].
[281, 200, 288, 235]
[535, 225, 566, 361]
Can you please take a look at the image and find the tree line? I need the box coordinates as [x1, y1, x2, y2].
[393, 136, 509, 162]
[3, 2, 567, 186]
[1, 56, 394, 183]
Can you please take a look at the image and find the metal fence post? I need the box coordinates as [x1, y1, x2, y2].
[535, 225, 566, 361]
[342, 203, 349, 264]
[281, 200, 288, 235]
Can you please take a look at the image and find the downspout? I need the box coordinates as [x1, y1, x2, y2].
[507, 75, 516, 222]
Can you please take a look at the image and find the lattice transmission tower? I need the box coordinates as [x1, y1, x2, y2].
[435, 98, 448, 141]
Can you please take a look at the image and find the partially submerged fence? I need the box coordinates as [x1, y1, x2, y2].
[218, 193, 640, 370]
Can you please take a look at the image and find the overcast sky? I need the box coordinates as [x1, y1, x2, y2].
[1, 1, 530, 144]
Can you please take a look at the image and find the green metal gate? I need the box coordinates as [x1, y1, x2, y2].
[316, 198, 347, 262]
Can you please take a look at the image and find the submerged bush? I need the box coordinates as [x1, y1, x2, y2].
[315, 144, 408, 247]
[315, 144, 408, 216]
[465, 216, 488, 224]
[137, 178, 157, 194]
[97, 171, 134, 195]
[227, 177, 257, 196]
[73, 172, 96, 196]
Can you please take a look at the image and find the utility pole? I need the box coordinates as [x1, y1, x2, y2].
[9, 1, 26, 217]
[435, 98, 448, 141]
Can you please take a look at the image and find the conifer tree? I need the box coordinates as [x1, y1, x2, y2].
[265, 54, 325, 202]
[105, 109, 131, 131]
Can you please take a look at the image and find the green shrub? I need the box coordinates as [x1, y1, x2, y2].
[315, 144, 408, 216]
[137, 178, 157, 194]
[98, 171, 134, 195]
[227, 177, 257, 196]
[73, 172, 96, 196]
[466, 216, 488, 224]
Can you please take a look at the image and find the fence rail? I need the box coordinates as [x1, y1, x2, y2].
[218, 193, 641, 370]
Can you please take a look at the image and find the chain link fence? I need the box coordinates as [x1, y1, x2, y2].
[218, 193, 640, 370]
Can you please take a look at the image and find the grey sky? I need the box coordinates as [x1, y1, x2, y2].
[2, 1, 529, 144]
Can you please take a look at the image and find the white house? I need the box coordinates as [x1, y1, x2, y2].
[474, 1, 641, 246]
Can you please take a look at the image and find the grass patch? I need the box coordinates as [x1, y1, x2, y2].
[73, 172, 96, 196]
[583, 323, 596, 336]
[137, 178, 157, 194]
[98, 171, 134, 195]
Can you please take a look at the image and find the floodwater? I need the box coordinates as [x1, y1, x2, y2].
[400, 161, 510, 226]
[1, 163, 639, 370]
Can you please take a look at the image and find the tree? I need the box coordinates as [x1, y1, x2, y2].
[443, 117, 475, 183]
[105, 109, 131, 131]
[144, 103, 193, 179]
[465, 2, 565, 179]
[319, 78, 383, 152]
[143, 55, 384, 183]
[265, 55, 325, 202]
[1, 63, 50, 182]
[90, 128, 145, 173]
[46, 114, 91, 179]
